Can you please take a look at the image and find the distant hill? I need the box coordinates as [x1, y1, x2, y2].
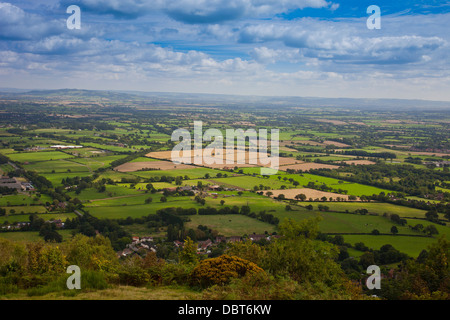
[0, 88, 449, 110]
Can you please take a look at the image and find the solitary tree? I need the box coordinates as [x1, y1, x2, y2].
[391, 226, 399, 235]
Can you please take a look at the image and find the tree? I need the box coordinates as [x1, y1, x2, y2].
[220, 200, 225, 206]
[179, 236, 198, 265]
[145, 197, 153, 204]
[371, 229, 380, 235]
[295, 194, 306, 201]
[160, 196, 167, 203]
[424, 225, 439, 236]
[391, 226, 399, 235]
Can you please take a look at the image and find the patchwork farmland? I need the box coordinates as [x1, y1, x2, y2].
[0, 89, 449, 301]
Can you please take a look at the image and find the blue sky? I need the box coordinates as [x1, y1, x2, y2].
[0, 0, 449, 101]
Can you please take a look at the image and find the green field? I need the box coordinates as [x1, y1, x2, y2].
[0, 194, 41, 206]
[41, 171, 94, 186]
[342, 234, 439, 258]
[24, 159, 91, 173]
[6, 151, 74, 163]
[211, 175, 289, 190]
[185, 214, 276, 236]
[322, 202, 428, 218]
[130, 168, 230, 180]
[0, 212, 76, 224]
[0, 229, 75, 242]
[67, 185, 144, 202]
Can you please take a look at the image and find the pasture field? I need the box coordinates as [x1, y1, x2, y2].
[279, 163, 340, 171]
[185, 214, 276, 236]
[70, 155, 127, 170]
[130, 168, 230, 180]
[6, 151, 74, 163]
[40, 171, 94, 187]
[342, 235, 438, 258]
[66, 185, 144, 202]
[210, 175, 289, 190]
[267, 172, 395, 196]
[0, 194, 40, 206]
[321, 202, 428, 218]
[115, 161, 196, 172]
[0, 205, 48, 215]
[85, 200, 202, 219]
[0, 229, 75, 242]
[24, 159, 91, 173]
[81, 142, 136, 152]
[129, 157, 160, 163]
[0, 212, 76, 224]
[271, 209, 417, 235]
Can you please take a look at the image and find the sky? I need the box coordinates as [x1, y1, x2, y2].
[0, 0, 449, 101]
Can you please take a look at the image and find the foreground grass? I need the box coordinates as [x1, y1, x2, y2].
[1, 286, 201, 300]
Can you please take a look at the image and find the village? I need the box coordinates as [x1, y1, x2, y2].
[117, 232, 281, 259]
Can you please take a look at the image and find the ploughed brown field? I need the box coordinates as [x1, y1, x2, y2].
[268, 188, 359, 201]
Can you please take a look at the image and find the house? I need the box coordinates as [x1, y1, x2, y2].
[174, 240, 184, 247]
[21, 182, 34, 191]
[132, 236, 140, 243]
[209, 185, 221, 191]
[198, 239, 213, 250]
[249, 234, 267, 242]
[119, 248, 133, 257]
[215, 236, 226, 243]
[227, 236, 242, 243]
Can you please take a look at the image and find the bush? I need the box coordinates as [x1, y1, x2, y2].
[190, 255, 264, 288]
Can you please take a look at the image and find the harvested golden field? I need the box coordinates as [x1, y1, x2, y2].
[145, 149, 291, 169]
[114, 161, 195, 172]
[279, 162, 340, 172]
[268, 188, 358, 201]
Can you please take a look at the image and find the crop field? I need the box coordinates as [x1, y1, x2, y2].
[268, 188, 356, 201]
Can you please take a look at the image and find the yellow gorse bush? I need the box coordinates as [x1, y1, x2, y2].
[190, 254, 264, 288]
